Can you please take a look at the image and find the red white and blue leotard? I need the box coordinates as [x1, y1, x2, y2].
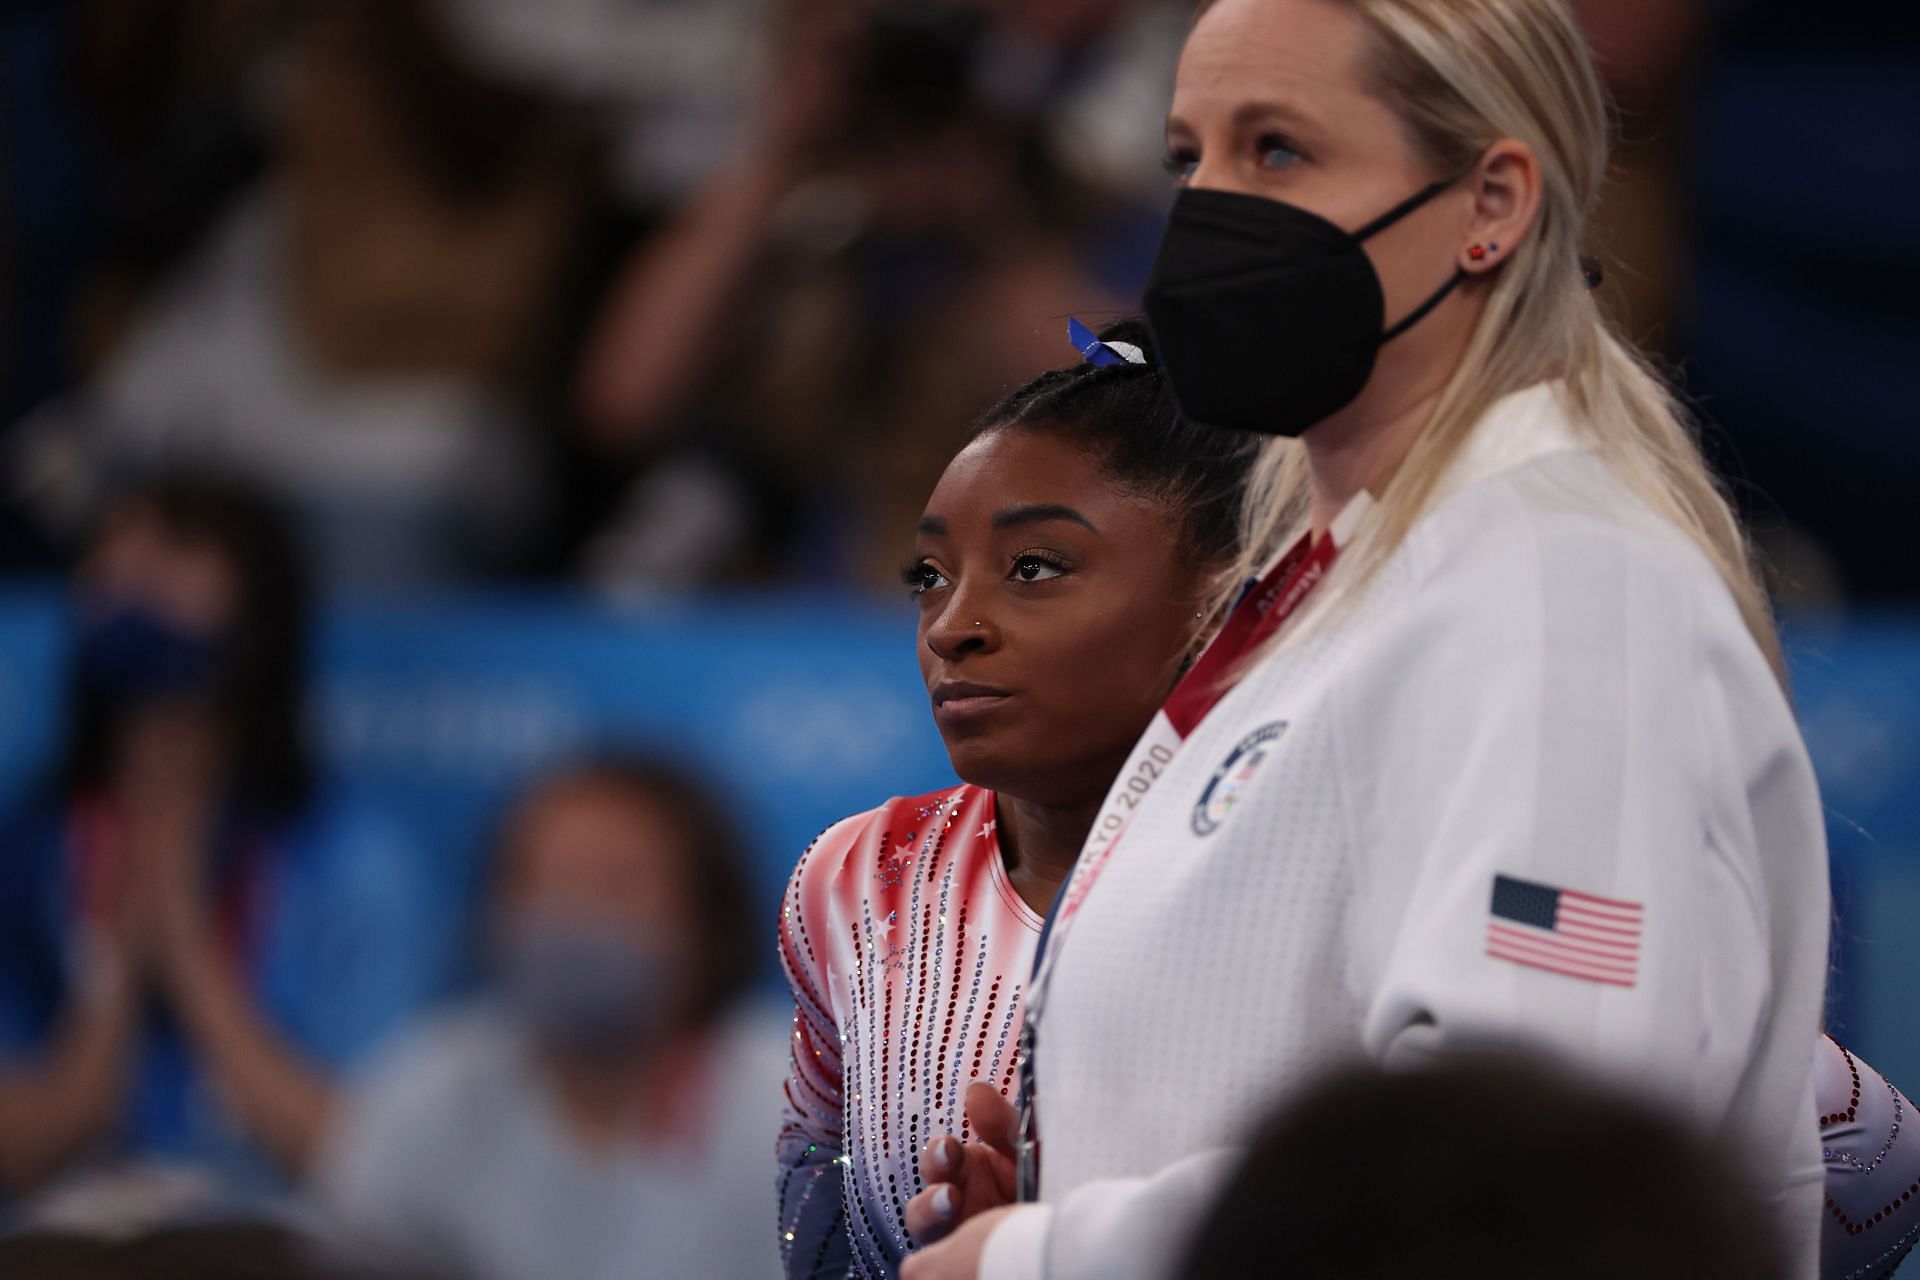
[777, 784, 1041, 1278]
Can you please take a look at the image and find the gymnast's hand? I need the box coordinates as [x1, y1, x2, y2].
[905, 1083, 1020, 1245]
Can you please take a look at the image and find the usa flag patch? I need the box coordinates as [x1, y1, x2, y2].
[1486, 874, 1642, 988]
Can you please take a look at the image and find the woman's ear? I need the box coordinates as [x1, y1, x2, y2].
[1455, 138, 1543, 275]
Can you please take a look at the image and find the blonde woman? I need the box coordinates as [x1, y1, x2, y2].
[902, 1, 1832, 1277]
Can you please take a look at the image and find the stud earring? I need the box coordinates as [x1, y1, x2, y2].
[1469, 244, 1489, 262]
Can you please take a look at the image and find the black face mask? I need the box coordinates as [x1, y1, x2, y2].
[1143, 182, 1463, 438]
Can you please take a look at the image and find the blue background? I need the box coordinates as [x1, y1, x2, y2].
[1, 589, 1913, 1085]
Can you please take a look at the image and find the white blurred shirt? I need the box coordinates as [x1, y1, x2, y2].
[24, 188, 543, 590]
[320, 1000, 791, 1280]
[432, 0, 770, 203]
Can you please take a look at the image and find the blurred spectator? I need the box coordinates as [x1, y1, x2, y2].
[1567, 0, 1702, 355]
[1479, 0, 1920, 609]
[572, 1, 1150, 592]
[317, 757, 789, 1280]
[5, 0, 1200, 594]
[6, 0, 615, 591]
[966, 0, 1192, 205]
[1179, 1052, 1789, 1280]
[1675, 3, 1920, 605]
[61, 0, 294, 368]
[432, 0, 772, 206]
[0, 476, 452, 1213]
[0, 0, 285, 518]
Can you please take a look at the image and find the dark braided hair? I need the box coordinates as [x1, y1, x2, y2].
[968, 319, 1260, 565]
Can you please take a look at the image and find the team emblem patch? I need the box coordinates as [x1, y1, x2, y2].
[1192, 722, 1288, 836]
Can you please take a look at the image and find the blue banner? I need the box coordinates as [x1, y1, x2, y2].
[1, 589, 1916, 1081]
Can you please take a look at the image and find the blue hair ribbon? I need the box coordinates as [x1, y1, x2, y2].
[1068, 317, 1150, 368]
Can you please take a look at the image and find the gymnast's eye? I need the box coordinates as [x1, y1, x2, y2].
[1008, 552, 1069, 584]
[901, 560, 950, 597]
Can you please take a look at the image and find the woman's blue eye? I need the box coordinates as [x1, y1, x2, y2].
[1162, 149, 1199, 182]
[1009, 554, 1067, 584]
[1257, 135, 1301, 170]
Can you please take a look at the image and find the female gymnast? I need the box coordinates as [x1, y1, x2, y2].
[776, 320, 1255, 1278]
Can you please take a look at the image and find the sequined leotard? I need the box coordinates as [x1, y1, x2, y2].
[777, 783, 1040, 1279]
[1819, 1035, 1920, 1279]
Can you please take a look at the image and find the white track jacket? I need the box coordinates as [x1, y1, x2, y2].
[981, 382, 1831, 1280]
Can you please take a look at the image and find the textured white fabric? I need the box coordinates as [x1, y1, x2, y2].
[985, 382, 1831, 1280]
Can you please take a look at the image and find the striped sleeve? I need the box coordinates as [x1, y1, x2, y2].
[775, 814, 864, 1279]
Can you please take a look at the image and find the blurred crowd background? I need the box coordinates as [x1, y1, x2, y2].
[0, 0, 1914, 1276]
[1, 0, 1914, 603]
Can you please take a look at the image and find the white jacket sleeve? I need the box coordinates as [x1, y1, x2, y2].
[980, 1150, 1238, 1280]
[1336, 498, 1825, 1269]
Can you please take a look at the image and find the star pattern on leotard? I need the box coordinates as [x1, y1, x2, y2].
[879, 841, 917, 889]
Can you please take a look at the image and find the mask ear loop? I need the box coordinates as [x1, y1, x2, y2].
[1349, 178, 1465, 345]
[1351, 180, 1453, 243]
[1358, 170, 1604, 343]
[1380, 268, 1467, 344]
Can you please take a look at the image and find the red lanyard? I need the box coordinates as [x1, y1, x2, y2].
[1166, 529, 1340, 737]
[1050, 527, 1340, 934]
